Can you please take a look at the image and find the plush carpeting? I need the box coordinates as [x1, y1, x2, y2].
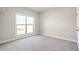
[0, 35, 78, 51]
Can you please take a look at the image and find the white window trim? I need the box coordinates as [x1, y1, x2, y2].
[15, 13, 35, 38]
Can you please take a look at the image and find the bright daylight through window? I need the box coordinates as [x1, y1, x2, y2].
[16, 15, 34, 35]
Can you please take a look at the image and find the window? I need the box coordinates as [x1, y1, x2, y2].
[27, 16, 34, 33]
[16, 14, 34, 36]
[16, 15, 26, 35]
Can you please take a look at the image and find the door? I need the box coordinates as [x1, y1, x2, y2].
[76, 8, 79, 48]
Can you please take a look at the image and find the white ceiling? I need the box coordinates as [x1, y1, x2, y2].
[28, 7, 52, 12]
[0, 7, 52, 13]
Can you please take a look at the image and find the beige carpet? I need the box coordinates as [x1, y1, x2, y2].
[0, 35, 78, 51]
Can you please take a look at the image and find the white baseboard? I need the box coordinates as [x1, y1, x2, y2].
[0, 33, 39, 44]
[0, 33, 77, 44]
[40, 33, 77, 43]
[0, 38, 16, 44]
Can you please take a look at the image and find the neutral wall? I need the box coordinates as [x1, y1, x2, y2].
[40, 7, 77, 41]
[77, 8, 79, 28]
[0, 7, 39, 42]
[0, 8, 16, 41]
[0, 14, 2, 39]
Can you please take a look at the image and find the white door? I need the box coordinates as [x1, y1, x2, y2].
[76, 8, 79, 48]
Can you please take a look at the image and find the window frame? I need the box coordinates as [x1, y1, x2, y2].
[26, 16, 34, 33]
[16, 14, 26, 36]
[15, 14, 34, 36]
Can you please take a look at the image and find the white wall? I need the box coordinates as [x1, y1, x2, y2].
[0, 7, 39, 42]
[0, 14, 2, 39]
[0, 8, 16, 41]
[40, 7, 77, 41]
[77, 8, 79, 28]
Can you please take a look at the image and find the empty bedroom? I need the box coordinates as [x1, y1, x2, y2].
[0, 7, 79, 51]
